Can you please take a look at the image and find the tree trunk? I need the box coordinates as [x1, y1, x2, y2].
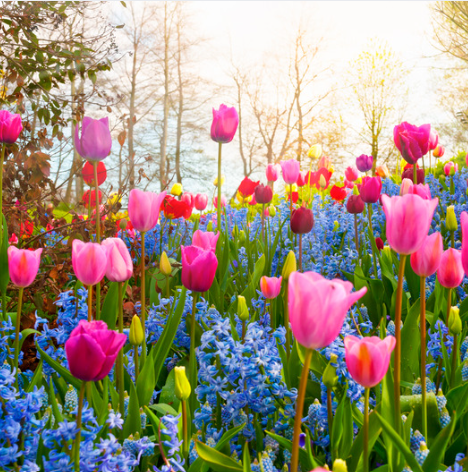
[65, 76, 77, 204]
[175, 20, 183, 184]
[128, 40, 137, 191]
[160, 3, 170, 191]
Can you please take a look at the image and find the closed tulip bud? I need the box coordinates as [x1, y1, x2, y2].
[319, 174, 327, 189]
[323, 354, 338, 388]
[268, 204, 276, 217]
[400, 178, 413, 196]
[237, 295, 249, 321]
[438, 248, 464, 288]
[254, 184, 273, 204]
[308, 144, 322, 160]
[290, 207, 314, 234]
[207, 221, 213, 231]
[102, 238, 133, 282]
[171, 183, 183, 196]
[239, 230, 246, 243]
[129, 315, 144, 346]
[213, 175, 225, 187]
[382, 246, 392, 260]
[8, 247, 42, 287]
[75, 116, 112, 162]
[333, 221, 339, 232]
[448, 307, 462, 335]
[160, 251, 172, 276]
[446, 205, 458, 232]
[282, 251, 297, 280]
[433, 145, 445, 158]
[119, 219, 128, 230]
[333, 459, 348, 472]
[174, 366, 191, 400]
[194, 193, 208, 211]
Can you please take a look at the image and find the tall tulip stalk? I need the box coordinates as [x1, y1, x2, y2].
[210, 105, 239, 232]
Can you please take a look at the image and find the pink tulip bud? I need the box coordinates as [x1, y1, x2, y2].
[72, 240, 108, 286]
[408, 183, 431, 200]
[181, 192, 195, 208]
[75, 116, 112, 162]
[210, 104, 239, 143]
[260, 276, 282, 299]
[343, 179, 354, 189]
[128, 189, 166, 233]
[192, 230, 219, 252]
[345, 166, 359, 182]
[394, 122, 431, 164]
[410, 232, 443, 277]
[400, 178, 413, 196]
[444, 161, 458, 177]
[181, 245, 218, 292]
[288, 271, 367, 350]
[0, 110, 23, 144]
[381, 194, 438, 255]
[194, 193, 208, 211]
[318, 155, 332, 171]
[7, 247, 42, 287]
[266, 164, 281, 182]
[359, 176, 382, 204]
[280, 159, 300, 185]
[429, 128, 439, 150]
[101, 238, 133, 282]
[65, 320, 126, 382]
[213, 195, 226, 209]
[344, 335, 396, 388]
[437, 248, 464, 289]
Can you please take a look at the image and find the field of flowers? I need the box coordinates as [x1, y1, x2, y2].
[0, 107, 467, 472]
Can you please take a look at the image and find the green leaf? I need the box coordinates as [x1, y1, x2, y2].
[123, 381, 141, 437]
[0, 215, 10, 295]
[19, 328, 40, 351]
[401, 298, 421, 385]
[26, 360, 43, 392]
[243, 443, 251, 472]
[195, 441, 242, 472]
[49, 379, 64, 424]
[137, 347, 156, 407]
[374, 411, 423, 472]
[149, 403, 179, 417]
[101, 282, 119, 330]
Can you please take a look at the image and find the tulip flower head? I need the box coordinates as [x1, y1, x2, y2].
[359, 176, 382, 204]
[7, 247, 42, 287]
[344, 335, 396, 388]
[254, 184, 273, 204]
[194, 193, 208, 211]
[410, 232, 443, 277]
[163, 196, 192, 220]
[171, 183, 183, 196]
[75, 116, 112, 162]
[72, 240, 109, 286]
[401, 167, 425, 184]
[65, 320, 126, 382]
[291, 206, 314, 234]
[213, 195, 226, 209]
[260, 276, 282, 299]
[211, 104, 239, 143]
[181, 192, 195, 209]
[433, 145, 445, 158]
[330, 185, 347, 202]
[238, 177, 260, 198]
[461, 211, 468, 274]
[346, 195, 364, 214]
[0, 110, 22, 144]
[266, 163, 281, 182]
[356, 154, 373, 173]
[429, 129, 439, 150]
[102, 238, 133, 282]
[288, 271, 366, 350]
[376, 164, 390, 178]
[82, 161, 107, 186]
[281, 159, 300, 185]
[409, 183, 431, 200]
[128, 189, 166, 233]
[444, 161, 458, 177]
[192, 229, 219, 252]
[307, 144, 322, 160]
[181, 245, 218, 292]
[345, 166, 359, 182]
[437, 248, 464, 289]
[393, 122, 431, 164]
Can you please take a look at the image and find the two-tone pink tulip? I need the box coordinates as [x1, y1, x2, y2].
[192, 230, 219, 252]
[128, 189, 166, 233]
[260, 276, 282, 299]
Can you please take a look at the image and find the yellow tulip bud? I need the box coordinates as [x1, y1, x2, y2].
[237, 295, 249, 321]
[446, 205, 458, 232]
[129, 315, 144, 346]
[333, 221, 339, 232]
[213, 175, 225, 187]
[319, 174, 327, 189]
[171, 183, 183, 196]
[160, 251, 172, 276]
[448, 306, 462, 335]
[174, 366, 191, 400]
[268, 204, 276, 217]
[307, 144, 322, 160]
[333, 459, 348, 472]
[282, 251, 297, 280]
[323, 354, 338, 389]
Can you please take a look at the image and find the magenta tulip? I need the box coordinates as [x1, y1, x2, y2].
[381, 194, 438, 255]
[359, 176, 382, 204]
[0, 110, 23, 144]
[254, 184, 273, 204]
[7, 247, 42, 287]
[75, 116, 112, 162]
[281, 159, 300, 185]
[102, 238, 133, 282]
[65, 320, 126, 382]
[181, 245, 218, 292]
[356, 154, 373, 173]
[128, 189, 166, 233]
[72, 240, 109, 286]
[344, 335, 396, 388]
[345, 166, 359, 182]
[346, 195, 365, 214]
[461, 212, 468, 275]
[410, 232, 443, 277]
[260, 276, 282, 299]
[266, 164, 281, 182]
[210, 104, 239, 143]
[393, 122, 431, 165]
[288, 271, 367, 350]
[409, 183, 431, 200]
[192, 230, 219, 252]
[290, 207, 314, 234]
[194, 193, 208, 211]
[437, 248, 464, 289]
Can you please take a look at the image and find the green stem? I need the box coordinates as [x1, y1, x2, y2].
[290, 348, 312, 472]
[93, 161, 101, 242]
[451, 334, 458, 389]
[117, 282, 125, 418]
[217, 143, 222, 232]
[14, 287, 24, 390]
[134, 346, 139, 381]
[420, 276, 427, 440]
[327, 387, 334, 460]
[96, 282, 100, 320]
[166, 275, 170, 299]
[2, 292, 6, 321]
[73, 381, 86, 472]
[189, 292, 199, 416]
[284, 283, 291, 358]
[354, 214, 360, 259]
[394, 254, 407, 437]
[367, 204, 378, 278]
[451, 230, 455, 249]
[140, 232, 147, 366]
[261, 203, 265, 243]
[182, 399, 189, 459]
[364, 387, 370, 472]
[87, 285, 93, 322]
[413, 163, 417, 184]
[298, 234, 302, 272]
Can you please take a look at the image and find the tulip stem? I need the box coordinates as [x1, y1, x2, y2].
[182, 399, 189, 459]
[0, 143, 5, 248]
[73, 381, 86, 472]
[134, 346, 139, 381]
[420, 276, 428, 440]
[451, 333, 458, 389]
[117, 282, 125, 419]
[291, 348, 312, 472]
[140, 232, 147, 367]
[217, 143, 222, 232]
[93, 161, 101, 243]
[354, 214, 360, 259]
[189, 292, 199, 417]
[298, 234, 303, 272]
[413, 163, 417, 184]
[13, 287, 23, 390]
[87, 285, 93, 322]
[364, 387, 370, 472]
[327, 387, 334, 459]
[284, 283, 291, 359]
[436, 287, 453, 392]
[367, 204, 378, 278]
[394, 254, 406, 438]
[261, 203, 265, 242]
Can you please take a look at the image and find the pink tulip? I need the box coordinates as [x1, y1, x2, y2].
[359, 176, 382, 204]
[344, 335, 396, 388]
[102, 238, 133, 282]
[429, 128, 439, 150]
[344, 179, 354, 189]
[318, 155, 332, 171]
[280, 159, 300, 185]
[410, 232, 443, 277]
[128, 189, 166, 233]
[461, 212, 468, 275]
[433, 145, 445, 158]
[394, 122, 431, 164]
[194, 193, 208, 211]
[213, 195, 226, 209]
[181, 245, 218, 292]
[0, 110, 23, 144]
[65, 320, 126, 382]
[444, 161, 458, 177]
[210, 104, 239, 143]
[8, 233, 18, 245]
[399, 178, 413, 196]
[7, 247, 42, 287]
[408, 183, 431, 200]
[260, 276, 282, 299]
[75, 116, 112, 161]
[266, 164, 281, 182]
[288, 271, 367, 350]
[381, 194, 438, 255]
[72, 240, 108, 286]
[181, 192, 195, 208]
[437, 248, 464, 289]
[345, 166, 359, 182]
[192, 230, 219, 252]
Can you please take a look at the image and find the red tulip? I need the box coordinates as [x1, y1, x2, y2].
[330, 185, 347, 202]
[401, 167, 425, 184]
[82, 161, 107, 186]
[254, 184, 273, 204]
[82, 189, 102, 209]
[238, 177, 260, 198]
[163, 196, 192, 220]
[290, 206, 314, 234]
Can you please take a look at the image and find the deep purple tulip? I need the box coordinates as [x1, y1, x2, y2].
[0, 110, 23, 144]
[394, 122, 431, 165]
[356, 154, 373, 173]
[254, 184, 273, 204]
[401, 167, 425, 184]
[210, 105, 239, 144]
[290, 206, 314, 234]
[75, 116, 112, 162]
